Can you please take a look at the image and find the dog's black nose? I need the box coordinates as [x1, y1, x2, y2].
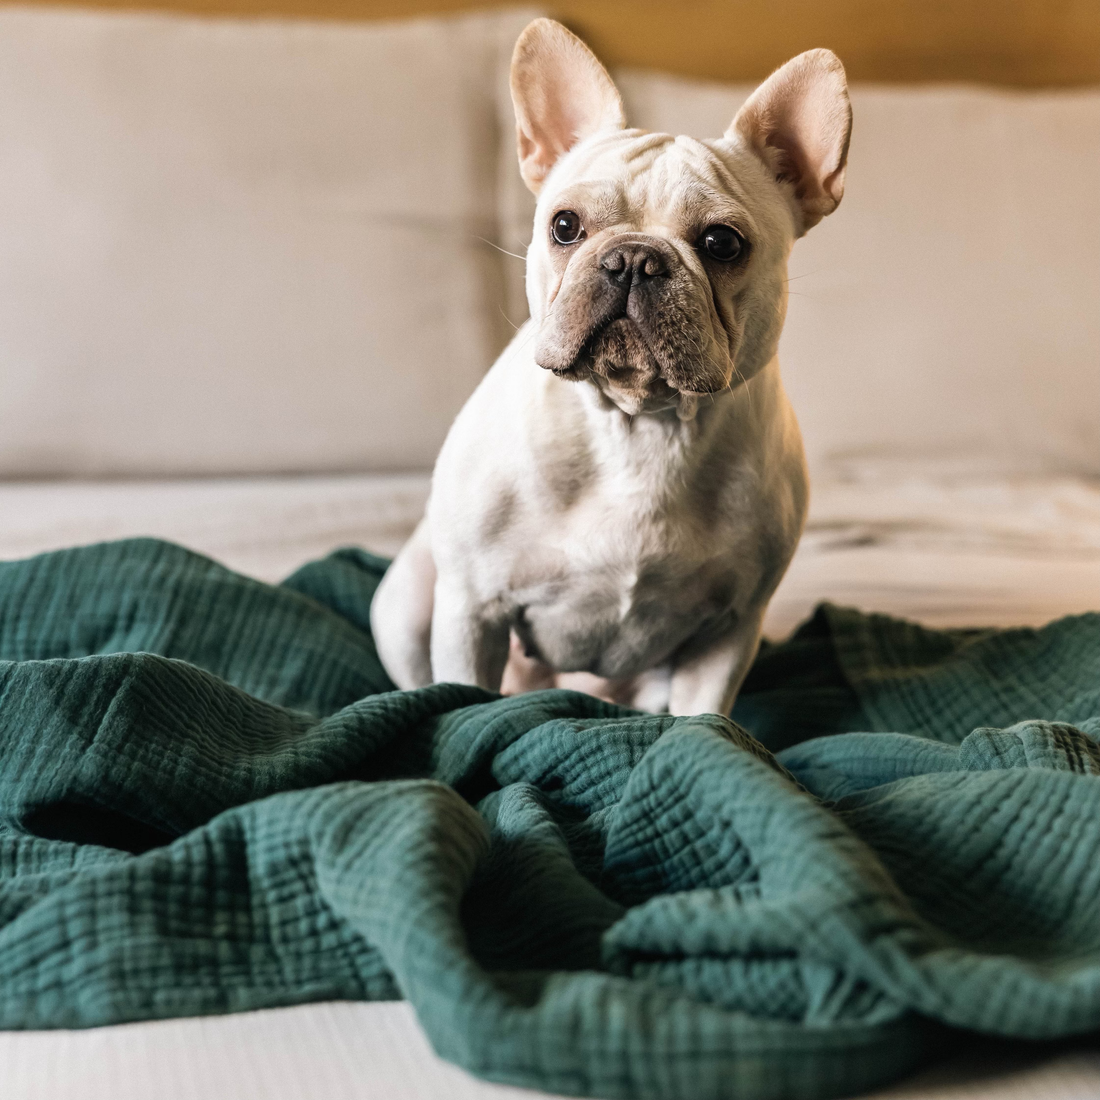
[599, 242, 668, 286]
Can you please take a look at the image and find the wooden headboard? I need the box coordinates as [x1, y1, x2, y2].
[7, 0, 1099, 86]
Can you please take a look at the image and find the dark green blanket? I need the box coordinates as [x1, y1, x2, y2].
[1, 538, 1098, 1100]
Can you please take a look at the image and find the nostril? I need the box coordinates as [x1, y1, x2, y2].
[601, 251, 626, 274]
[599, 244, 668, 283]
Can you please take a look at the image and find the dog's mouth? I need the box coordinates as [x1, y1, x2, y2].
[542, 314, 727, 399]
[557, 317, 654, 379]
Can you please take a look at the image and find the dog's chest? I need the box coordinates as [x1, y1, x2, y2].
[498, 477, 762, 678]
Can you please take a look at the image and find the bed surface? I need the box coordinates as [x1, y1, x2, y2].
[2, 470, 1097, 636]
[2, 1001, 1098, 1100]
[1, 471, 1099, 1100]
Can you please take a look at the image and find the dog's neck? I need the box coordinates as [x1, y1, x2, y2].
[535, 347, 786, 496]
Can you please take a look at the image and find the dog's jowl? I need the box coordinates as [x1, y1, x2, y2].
[371, 18, 852, 716]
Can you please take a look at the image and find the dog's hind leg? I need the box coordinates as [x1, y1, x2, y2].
[370, 517, 436, 689]
[667, 608, 766, 717]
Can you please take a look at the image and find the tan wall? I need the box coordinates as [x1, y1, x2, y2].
[7, 0, 1100, 86]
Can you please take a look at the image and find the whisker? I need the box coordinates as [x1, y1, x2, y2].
[477, 236, 527, 261]
[734, 366, 754, 414]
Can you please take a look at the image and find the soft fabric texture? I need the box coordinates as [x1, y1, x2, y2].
[0, 6, 534, 476]
[2, 471, 1098, 634]
[0, 539, 1097, 1100]
[1, 7, 1097, 481]
[4, 1003, 1100, 1100]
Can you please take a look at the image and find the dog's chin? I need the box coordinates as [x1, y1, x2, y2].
[590, 372, 683, 415]
[540, 318, 728, 415]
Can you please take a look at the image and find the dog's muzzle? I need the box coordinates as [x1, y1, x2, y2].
[535, 232, 729, 396]
[535, 235, 678, 375]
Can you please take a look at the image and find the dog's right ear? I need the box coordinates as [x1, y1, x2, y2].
[729, 49, 851, 235]
[510, 19, 625, 195]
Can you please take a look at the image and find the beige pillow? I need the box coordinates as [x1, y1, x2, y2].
[0, 6, 536, 476]
[612, 71, 1100, 479]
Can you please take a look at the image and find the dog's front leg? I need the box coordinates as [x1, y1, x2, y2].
[667, 610, 766, 717]
[430, 580, 511, 692]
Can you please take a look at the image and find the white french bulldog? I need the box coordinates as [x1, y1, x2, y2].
[371, 18, 851, 716]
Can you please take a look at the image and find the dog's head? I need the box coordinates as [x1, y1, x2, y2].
[511, 19, 851, 416]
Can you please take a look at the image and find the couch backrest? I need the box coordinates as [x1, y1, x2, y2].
[0, 5, 533, 476]
[1, 8, 1097, 481]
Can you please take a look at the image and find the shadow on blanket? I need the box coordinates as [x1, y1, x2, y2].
[0, 538, 1098, 1100]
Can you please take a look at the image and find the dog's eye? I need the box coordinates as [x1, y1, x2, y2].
[699, 225, 746, 263]
[551, 211, 585, 246]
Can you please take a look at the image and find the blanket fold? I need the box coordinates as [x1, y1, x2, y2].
[0, 537, 1097, 1100]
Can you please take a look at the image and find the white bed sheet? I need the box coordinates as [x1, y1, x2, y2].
[1, 471, 1099, 1100]
[1, 999, 1098, 1100]
[1, 470, 1097, 636]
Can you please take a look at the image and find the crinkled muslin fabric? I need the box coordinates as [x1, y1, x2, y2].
[0, 538, 1098, 1100]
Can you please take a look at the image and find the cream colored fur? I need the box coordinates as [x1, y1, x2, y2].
[371, 19, 852, 715]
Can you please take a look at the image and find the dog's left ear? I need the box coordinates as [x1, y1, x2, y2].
[729, 49, 851, 235]
[510, 18, 626, 195]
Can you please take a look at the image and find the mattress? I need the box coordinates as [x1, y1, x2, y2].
[2, 470, 1098, 636]
[1, 1000, 1098, 1100]
[1, 470, 1099, 1100]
